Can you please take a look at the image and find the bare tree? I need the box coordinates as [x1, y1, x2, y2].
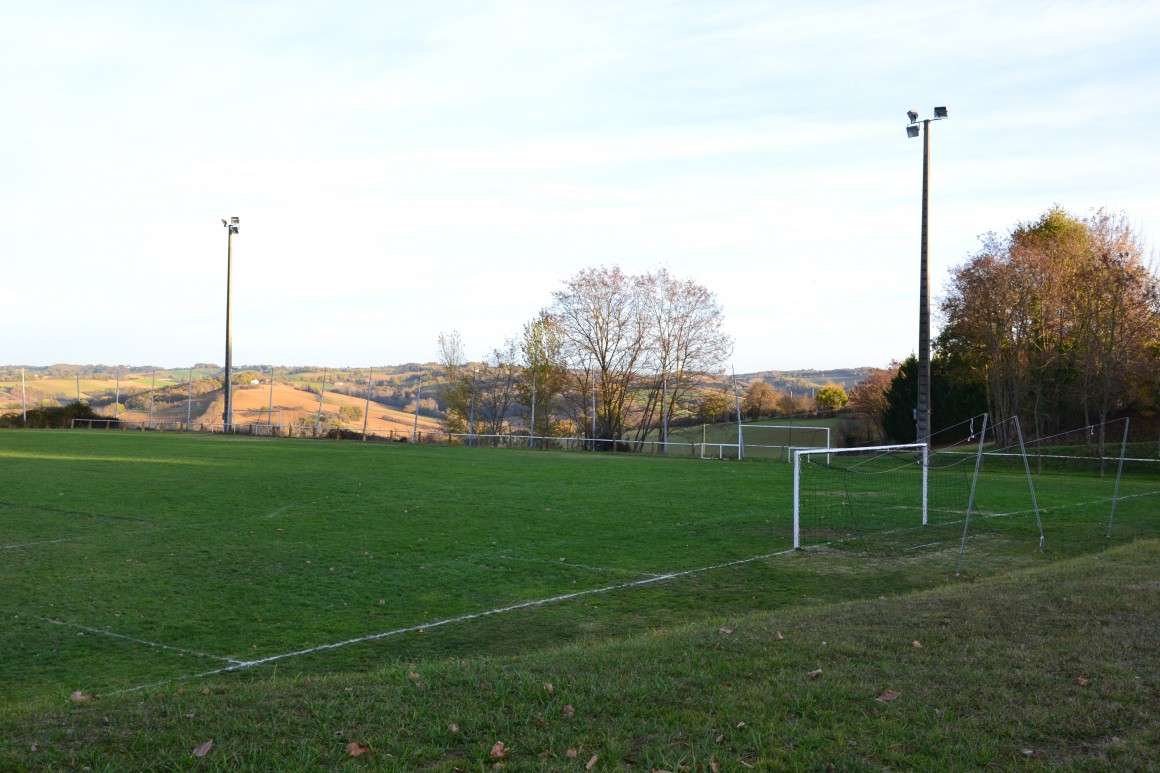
[520, 310, 570, 439]
[437, 330, 470, 433]
[551, 266, 648, 445]
[636, 268, 733, 443]
[549, 266, 733, 446]
[477, 339, 523, 437]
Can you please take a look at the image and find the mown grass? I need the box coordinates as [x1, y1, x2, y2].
[1, 430, 1157, 769]
[2, 541, 1157, 770]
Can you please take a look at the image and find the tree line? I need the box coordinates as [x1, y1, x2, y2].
[848, 207, 1159, 447]
[438, 266, 734, 444]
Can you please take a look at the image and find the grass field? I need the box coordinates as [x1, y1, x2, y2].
[2, 430, 1158, 769]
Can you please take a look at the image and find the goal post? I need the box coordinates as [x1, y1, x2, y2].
[793, 443, 927, 550]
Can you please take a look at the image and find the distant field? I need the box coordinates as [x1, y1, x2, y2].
[1, 374, 441, 435]
[1, 430, 1156, 710]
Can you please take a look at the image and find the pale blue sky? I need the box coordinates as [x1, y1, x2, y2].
[4, 1, 1158, 372]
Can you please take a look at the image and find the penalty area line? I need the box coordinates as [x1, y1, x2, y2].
[109, 545, 797, 696]
[42, 618, 244, 665]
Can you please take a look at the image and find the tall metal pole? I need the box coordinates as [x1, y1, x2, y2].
[907, 108, 945, 443]
[529, 369, 537, 449]
[916, 119, 932, 445]
[661, 371, 668, 454]
[362, 367, 373, 439]
[223, 217, 239, 433]
[148, 369, 156, 429]
[21, 367, 27, 422]
[186, 367, 193, 430]
[412, 368, 423, 443]
[469, 369, 478, 446]
[114, 368, 121, 419]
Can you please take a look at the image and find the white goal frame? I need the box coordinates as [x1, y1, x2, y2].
[792, 442, 928, 549]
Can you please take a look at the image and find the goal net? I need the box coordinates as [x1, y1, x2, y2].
[742, 424, 830, 462]
[792, 440, 980, 555]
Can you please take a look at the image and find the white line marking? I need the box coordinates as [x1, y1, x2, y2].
[43, 618, 243, 664]
[108, 546, 797, 695]
[2, 503, 303, 550]
[2, 537, 75, 550]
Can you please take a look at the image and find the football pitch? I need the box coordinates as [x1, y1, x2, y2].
[2, 431, 1156, 705]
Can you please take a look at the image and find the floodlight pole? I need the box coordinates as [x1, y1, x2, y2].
[222, 216, 240, 433]
[906, 108, 947, 445]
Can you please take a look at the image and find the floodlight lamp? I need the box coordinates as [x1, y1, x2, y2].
[907, 109, 919, 123]
[222, 218, 228, 226]
[231, 216, 240, 224]
[906, 124, 920, 138]
[934, 106, 948, 119]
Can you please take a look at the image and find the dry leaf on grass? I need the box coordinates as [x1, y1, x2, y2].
[1076, 677, 1090, 686]
[710, 757, 720, 772]
[192, 740, 214, 758]
[776, 631, 784, 640]
[567, 748, 578, 758]
[563, 705, 575, 717]
[718, 626, 734, 635]
[808, 669, 823, 679]
[69, 691, 95, 702]
[912, 640, 923, 649]
[586, 754, 598, 770]
[490, 741, 508, 759]
[449, 722, 460, 733]
[1021, 748, 1042, 759]
[543, 682, 555, 695]
[346, 742, 370, 757]
[407, 671, 421, 680]
[876, 690, 901, 702]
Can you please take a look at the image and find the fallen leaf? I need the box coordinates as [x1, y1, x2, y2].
[567, 748, 578, 758]
[740, 762, 755, 769]
[1021, 748, 1041, 759]
[101, 716, 110, 725]
[192, 740, 214, 758]
[1076, 677, 1090, 686]
[533, 717, 552, 727]
[407, 671, 421, 680]
[808, 669, 823, 679]
[201, 687, 211, 695]
[29, 743, 38, 753]
[586, 754, 598, 770]
[718, 626, 734, 635]
[715, 733, 724, 743]
[711, 757, 720, 772]
[912, 640, 923, 649]
[378, 599, 386, 605]
[876, 690, 901, 702]
[69, 691, 95, 702]
[736, 721, 747, 729]
[490, 741, 508, 759]
[776, 631, 784, 640]
[543, 682, 555, 695]
[563, 705, 575, 718]
[449, 723, 460, 733]
[346, 742, 370, 757]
